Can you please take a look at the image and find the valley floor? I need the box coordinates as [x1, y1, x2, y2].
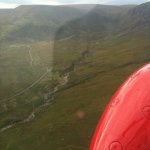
[0, 34, 150, 150]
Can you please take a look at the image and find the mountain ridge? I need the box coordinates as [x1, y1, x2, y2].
[0, 4, 137, 42]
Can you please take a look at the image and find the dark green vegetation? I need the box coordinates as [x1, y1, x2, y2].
[0, 2, 150, 150]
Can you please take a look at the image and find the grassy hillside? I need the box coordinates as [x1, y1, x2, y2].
[0, 5, 88, 42]
[119, 2, 150, 36]
[0, 33, 149, 150]
[0, 3, 150, 150]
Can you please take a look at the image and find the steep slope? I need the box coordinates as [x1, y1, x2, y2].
[0, 5, 88, 42]
[119, 2, 150, 36]
[0, 4, 136, 42]
[55, 4, 135, 40]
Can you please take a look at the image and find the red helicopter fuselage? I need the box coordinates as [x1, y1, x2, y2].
[90, 63, 150, 150]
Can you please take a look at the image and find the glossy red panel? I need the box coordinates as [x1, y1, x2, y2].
[90, 63, 150, 150]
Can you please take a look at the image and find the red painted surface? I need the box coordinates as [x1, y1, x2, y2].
[90, 63, 150, 150]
